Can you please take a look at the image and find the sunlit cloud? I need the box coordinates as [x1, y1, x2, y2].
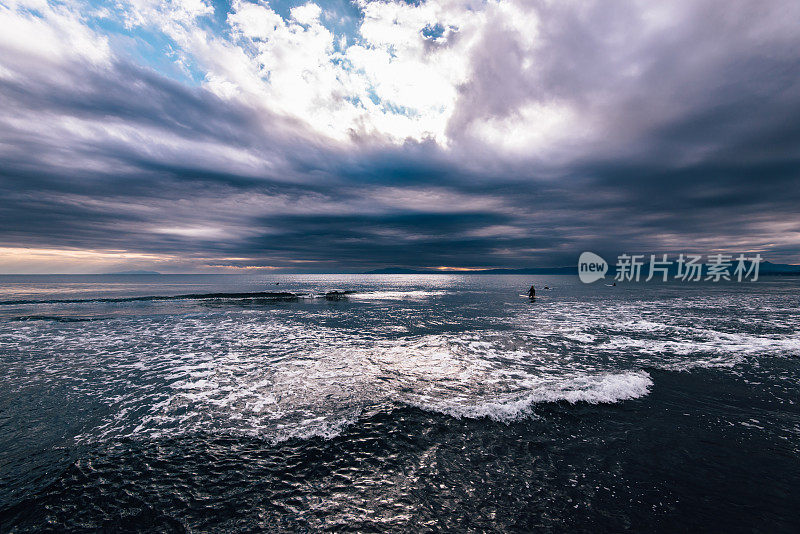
[1, 0, 800, 272]
[0, 247, 175, 274]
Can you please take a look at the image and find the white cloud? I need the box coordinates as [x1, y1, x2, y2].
[109, 0, 523, 145]
[0, 0, 110, 65]
[291, 2, 323, 26]
[5, 0, 800, 178]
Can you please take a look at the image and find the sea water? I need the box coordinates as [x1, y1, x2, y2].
[0, 274, 798, 531]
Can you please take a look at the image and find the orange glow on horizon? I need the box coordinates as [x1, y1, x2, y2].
[434, 266, 491, 272]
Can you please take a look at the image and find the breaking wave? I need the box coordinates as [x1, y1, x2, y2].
[400, 371, 653, 423]
[3, 276, 798, 449]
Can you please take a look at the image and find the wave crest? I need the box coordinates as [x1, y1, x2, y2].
[402, 371, 653, 423]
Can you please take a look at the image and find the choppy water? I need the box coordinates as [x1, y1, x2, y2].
[0, 274, 798, 532]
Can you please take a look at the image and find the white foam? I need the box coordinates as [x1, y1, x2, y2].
[8, 285, 798, 447]
[596, 328, 800, 371]
[403, 371, 653, 423]
[350, 290, 445, 300]
[65, 327, 660, 443]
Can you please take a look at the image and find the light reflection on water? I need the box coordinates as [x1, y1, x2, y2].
[0, 274, 798, 531]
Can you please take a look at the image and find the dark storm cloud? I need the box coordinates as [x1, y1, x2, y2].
[242, 212, 520, 266]
[0, 0, 799, 272]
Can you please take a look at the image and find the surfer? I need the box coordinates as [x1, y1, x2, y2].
[528, 285, 536, 299]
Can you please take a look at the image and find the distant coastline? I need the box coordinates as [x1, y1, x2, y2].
[364, 261, 800, 276]
[101, 270, 162, 275]
[363, 267, 575, 275]
[0, 262, 797, 276]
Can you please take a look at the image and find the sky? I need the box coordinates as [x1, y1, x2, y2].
[0, 0, 799, 273]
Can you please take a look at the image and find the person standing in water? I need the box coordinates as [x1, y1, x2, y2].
[528, 285, 536, 298]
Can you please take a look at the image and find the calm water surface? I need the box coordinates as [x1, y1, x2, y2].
[0, 274, 798, 532]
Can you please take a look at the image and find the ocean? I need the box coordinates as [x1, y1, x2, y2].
[0, 274, 798, 532]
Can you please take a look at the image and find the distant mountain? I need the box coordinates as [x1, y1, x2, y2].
[364, 267, 430, 274]
[364, 266, 575, 275]
[365, 261, 800, 276]
[102, 270, 161, 275]
[605, 260, 800, 277]
[759, 261, 800, 274]
[469, 266, 577, 275]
